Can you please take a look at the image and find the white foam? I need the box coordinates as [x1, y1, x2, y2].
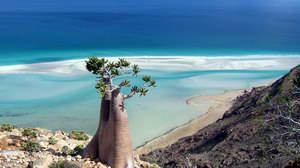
[0, 55, 299, 75]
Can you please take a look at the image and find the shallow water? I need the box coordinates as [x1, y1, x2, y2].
[0, 0, 299, 147]
[0, 69, 287, 147]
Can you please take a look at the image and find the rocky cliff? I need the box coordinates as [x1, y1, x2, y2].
[142, 65, 300, 168]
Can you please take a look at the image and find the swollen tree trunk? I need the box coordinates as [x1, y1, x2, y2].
[108, 89, 134, 168]
[82, 93, 111, 158]
[82, 89, 134, 168]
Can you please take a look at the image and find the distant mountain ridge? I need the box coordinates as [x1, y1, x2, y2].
[142, 64, 300, 168]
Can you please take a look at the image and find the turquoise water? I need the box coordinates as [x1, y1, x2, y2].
[0, 0, 299, 147]
[0, 69, 287, 147]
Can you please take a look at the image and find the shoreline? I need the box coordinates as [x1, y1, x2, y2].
[0, 55, 299, 75]
[135, 89, 244, 155]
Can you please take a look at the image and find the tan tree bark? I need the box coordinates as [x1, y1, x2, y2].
[82, 89, 134, 168]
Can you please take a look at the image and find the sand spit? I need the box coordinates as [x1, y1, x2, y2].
[135, 90, 244, 155]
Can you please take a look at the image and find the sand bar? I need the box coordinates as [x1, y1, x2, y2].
[135, 90, 244, 155]
[0, 56, 300, 75]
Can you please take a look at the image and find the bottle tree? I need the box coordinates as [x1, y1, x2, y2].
[82, 57, 156, 168]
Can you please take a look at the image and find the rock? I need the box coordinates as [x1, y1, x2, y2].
[0, 150, 25, 158]
[14, 141, 21, 147]
[39, 141, 47, 149]
[66, 155, 72, 161]
[75, 155, 82, 160]
[96, 162, 107, 168]
[32, 155, 52, 168]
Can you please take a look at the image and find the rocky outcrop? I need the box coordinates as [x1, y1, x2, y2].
[0, 127, 158, 168]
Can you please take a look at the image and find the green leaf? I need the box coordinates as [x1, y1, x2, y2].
[107, 62, 116, 70]
[95, 80, 107, 96]
[111, 68, 120, 77]
[120, 80, 131, 87]
[142, 75, 151, 82]
[118, 58, 131, 68]
[150, 80, 156, 87]
[139, 88, 148, 96]
[85, 57, 108, 74]
[131, 86, 139, 92]
[132, 64, 140, 76]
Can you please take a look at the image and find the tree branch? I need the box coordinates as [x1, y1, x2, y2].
[123, 90, 138, 99]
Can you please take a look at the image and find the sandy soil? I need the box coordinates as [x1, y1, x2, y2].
[1, 56, 299, 75]
[135, 90, 245, 155]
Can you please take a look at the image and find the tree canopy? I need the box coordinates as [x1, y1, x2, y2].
[86, 57, 156, 98]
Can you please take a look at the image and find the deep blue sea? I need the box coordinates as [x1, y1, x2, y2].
[0, 0, 300, 147]
[0, 0, 300, 65]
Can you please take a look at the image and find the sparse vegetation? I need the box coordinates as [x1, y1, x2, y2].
[21, 140, 41, 152]
[48, 136, 58, 145]
[150, 165, 160, 168]
[263, 73, 300, 152]
[68, 131, 88, 141]
[257, 94, 272, 105]
[22, 128, 38, 138]
[49, 160, 81, 168]
[61, 145, 84, 156]
[61, 146, 74, 156]
[0, 124, 16, 132]
[73, 145, 84, 155]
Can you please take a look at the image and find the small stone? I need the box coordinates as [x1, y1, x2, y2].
[75, 155, 82, 160]
[39, 142, 47, 148]
[66, 155, 72, 161]
[0, 154, 7, 159]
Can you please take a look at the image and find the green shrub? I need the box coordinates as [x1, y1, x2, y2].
[48, 137, 58, 145]
[61, 146, 74, 156]
[69, 131, 88, 141]
[61, 145, 84, 156]
[49, 160, 81, 168]
[73, 145, 84, 155]
[150, 165, 160, 168]
[22, 128, 38, 138]
[21, 140, 41, 152]
[0, 124, 16, 132]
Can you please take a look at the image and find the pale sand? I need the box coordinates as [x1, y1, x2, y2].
[1, 55, 300, 75]
[135, 90, 244, 155]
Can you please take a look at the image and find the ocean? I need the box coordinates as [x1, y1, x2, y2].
[1, 0, 300, 64]
[0, 0, 300, 147]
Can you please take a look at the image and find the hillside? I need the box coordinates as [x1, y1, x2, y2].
[142, 65, 300, 168]
[0, 128, 157, 168]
